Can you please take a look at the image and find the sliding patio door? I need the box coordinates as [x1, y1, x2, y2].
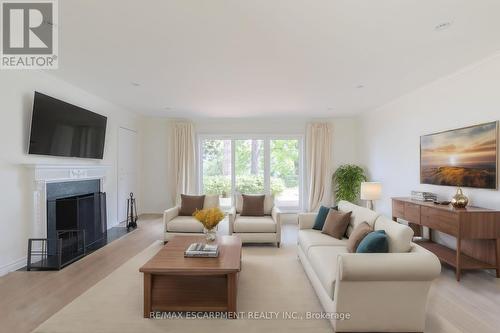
[199, 136, 302, 211]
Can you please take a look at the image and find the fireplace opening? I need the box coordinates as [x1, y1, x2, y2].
[27, 179, 107, 270]
[50, 192, 107, 252]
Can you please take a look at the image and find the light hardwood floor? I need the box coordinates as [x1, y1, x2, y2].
[1, 215, 499, 333]
[0, 215, 164, 333]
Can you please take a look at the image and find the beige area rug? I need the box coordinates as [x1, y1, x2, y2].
[33, 241, 332, 333]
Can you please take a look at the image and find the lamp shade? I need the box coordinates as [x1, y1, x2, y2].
[360, 182, 382, 200]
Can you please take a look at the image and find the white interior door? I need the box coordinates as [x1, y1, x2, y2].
[118, 127, 138, 224]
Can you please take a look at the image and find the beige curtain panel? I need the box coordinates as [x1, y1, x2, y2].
[173, 122, 197, 203]
[306, 122, 332, 212]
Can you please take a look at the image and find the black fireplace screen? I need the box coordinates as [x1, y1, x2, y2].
[27, 187, 107, 271]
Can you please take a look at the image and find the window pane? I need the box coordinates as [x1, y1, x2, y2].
[271, 139, 300, 208]
[235, 139, 264, 194]
[201, 139, 232, 207]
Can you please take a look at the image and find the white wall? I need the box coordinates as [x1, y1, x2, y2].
[0, 70, 139, 275]
[138, 117, 174, 214]
[139, 116, 361, 214]
[359, 52, 500, 248]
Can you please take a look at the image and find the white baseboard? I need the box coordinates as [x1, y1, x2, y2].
[0, 257, 27, 277]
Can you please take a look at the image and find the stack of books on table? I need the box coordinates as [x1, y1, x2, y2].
[184, 243, 219, 258]
[411, 191, 437, 202]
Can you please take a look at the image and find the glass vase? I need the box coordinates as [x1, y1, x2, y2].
[204, 227, 216, 242]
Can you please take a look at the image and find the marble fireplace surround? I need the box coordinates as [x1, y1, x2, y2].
[25, 164, 110, 239]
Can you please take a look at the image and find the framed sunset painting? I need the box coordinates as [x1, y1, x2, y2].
[420, 121, 498, 189]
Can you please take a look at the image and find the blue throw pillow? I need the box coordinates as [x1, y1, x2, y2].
[313, 206, 334, 230]
[356, 230, 389, 253]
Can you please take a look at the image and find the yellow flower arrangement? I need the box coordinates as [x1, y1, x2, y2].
[193, 207, 225, 230]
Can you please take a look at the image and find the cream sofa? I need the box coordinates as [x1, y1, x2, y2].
[298, 200, 441, 332]
[163, 195, 220, 242]
[228, 194, 281, 247]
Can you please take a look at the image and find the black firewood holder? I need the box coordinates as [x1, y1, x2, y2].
[27, 229, 86, 271]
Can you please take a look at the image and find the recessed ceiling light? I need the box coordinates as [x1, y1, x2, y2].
[164, 107, 171, 110]
[356, 84, 365, 89]
[434, 21, 452, 31]
[131, 82, 141, 87]
[327, 107, 335, 111]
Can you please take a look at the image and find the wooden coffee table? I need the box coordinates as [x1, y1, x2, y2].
[139, 235, 242, 318]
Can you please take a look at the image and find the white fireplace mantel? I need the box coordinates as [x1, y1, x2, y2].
[23, 164, 111, 182]
[24, 164, 111, 239]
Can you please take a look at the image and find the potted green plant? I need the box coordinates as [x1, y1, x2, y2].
[332, 164, 367, 203]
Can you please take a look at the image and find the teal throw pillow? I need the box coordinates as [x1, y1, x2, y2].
[356, 230, 389, 253]
[313, 206, 337, 230]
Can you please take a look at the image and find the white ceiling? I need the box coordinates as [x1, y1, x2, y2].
[50, 0, 500, 117]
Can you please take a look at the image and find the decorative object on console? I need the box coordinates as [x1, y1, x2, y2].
[360, 182, 382, 210]
[433, 200, 451, 205]
[193, 207, 225, 241]
[356, 230, 389, 253]
[179, 194, 205, 216]
[332, 164, 367, 203]
[321, 210, 352, 239]
[451, 187, 469, 208]
[420, 121, 497, 189]
[411, 190, 437, 202]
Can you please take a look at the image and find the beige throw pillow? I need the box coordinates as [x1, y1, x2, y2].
[321, 210, 352, 239]
[347, 221, 373, 253]
[241, 194, 265, 216]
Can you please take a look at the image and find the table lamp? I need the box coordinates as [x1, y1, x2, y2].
[360, 182, 382, 210]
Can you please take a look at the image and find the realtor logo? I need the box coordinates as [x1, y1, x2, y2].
[1, 0, 58, 69]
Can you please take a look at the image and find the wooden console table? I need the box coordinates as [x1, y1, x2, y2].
[392, 197, 500, 281]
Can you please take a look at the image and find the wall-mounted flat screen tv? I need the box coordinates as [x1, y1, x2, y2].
[28, 92, 107, 159]
[420, 121, 498, 189]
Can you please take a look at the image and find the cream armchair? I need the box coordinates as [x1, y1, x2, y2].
[163, 195, 219, 242]
[228, 194, 281, 247]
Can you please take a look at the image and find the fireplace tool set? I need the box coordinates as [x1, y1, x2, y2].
[126, 192, 138, 231]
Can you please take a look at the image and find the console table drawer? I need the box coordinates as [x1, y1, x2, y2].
[421, 214, 458, 236]
[421, 207, 458, 223]
[404, 202, 420, 224]
[392, 200, 405, 218]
